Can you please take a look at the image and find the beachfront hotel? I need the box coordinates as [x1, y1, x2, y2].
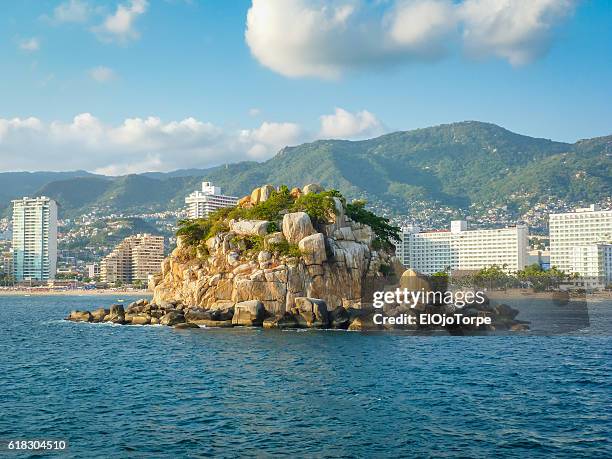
[396, 220, 529, 275]
[549, 205, 612, 287]
[185, 182, 238, 219]
[569, 243, 612, 289]
[101, 234, 164, 284]
[11, 196, 58, 282]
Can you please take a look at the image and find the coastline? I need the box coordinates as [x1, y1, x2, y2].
[0, 289, 152, 297]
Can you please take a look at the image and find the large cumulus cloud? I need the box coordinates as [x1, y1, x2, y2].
[245, 0, 577, 78]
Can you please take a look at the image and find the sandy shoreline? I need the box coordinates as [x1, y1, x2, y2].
[0, 289, 152, 297]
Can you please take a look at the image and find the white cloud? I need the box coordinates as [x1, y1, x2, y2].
[0, 108, 388, 174]
[88, 66, 117, 82]
[52, 0, 92, 23]
[239, 122, 303, 158]
[245, 0, 577, 77]
[249, 108, 261, 117]
[0, 114, 305, 174]
[19, 37, 40, 52]
[319, 108, 385, 139]
[389, 0, 458, 57]
[94, 0, 149, 43]
[459, 0, 577, 65]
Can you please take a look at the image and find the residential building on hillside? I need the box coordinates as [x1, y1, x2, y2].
[11, 196, 58, 282]
[549, 205, 612, 275]
[185, 182, 238, 219]
[85, 263, 100, 279]
[101, 234, 164, 284]
[396, 220, 529, 275]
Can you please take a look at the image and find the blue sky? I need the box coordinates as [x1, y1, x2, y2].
[0, 0, 611, 174]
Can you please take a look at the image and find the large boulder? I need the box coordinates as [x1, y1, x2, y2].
[184, 308, 212, 322]
[303, 183, 323, 194]
[174, 322, 200, 329]
[130, 314, 151, 325]
[90, 308, 109, 322]
[229, 219, 269, 236]
[259, 184, 275, 202]
[399, 269, 431, 306]
[232, 300, 265, 326]
[298, 233, 327, 265]
[67, 310, 92, 322]
[292, 297, 329, 328]
[282, 212, 315, 244]
[160, 311, 185, 326]
[263, 313, 299, 329]
[329, 307, 350, 329]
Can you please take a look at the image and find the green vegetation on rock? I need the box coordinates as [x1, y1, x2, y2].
[176, 186, 399, 255]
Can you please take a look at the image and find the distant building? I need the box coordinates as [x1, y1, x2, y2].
[396, 220, 529, 275]
[11, 196, 58, 282]
[0, 250, 13, 278]
[185, 182, 238, 219]
[101, 234, 164, 284]
[569, 243, 612, 289]
[527, 250, 550, 270]
[85, 263, 100, 279]
[549, 205, 612, 275]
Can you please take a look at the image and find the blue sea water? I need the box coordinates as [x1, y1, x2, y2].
[0, 295, 610, 458]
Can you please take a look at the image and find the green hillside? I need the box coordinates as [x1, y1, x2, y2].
[2, 121, 609, 218]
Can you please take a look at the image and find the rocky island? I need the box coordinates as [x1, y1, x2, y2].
[67, 184, 528, 333]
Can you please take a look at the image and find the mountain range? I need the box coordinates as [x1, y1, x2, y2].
[1, 121, 610, 218]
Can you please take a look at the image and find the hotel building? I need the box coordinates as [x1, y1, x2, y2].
[11, 196, 58, 282]
[185, 182, 238, 219]
[101, 234, 164, 284]
[549, 205, 612, 275]
[569, 244, 612, 289]
[396, 220, 529, 275]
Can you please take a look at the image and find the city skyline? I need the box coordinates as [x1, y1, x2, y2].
[1, 0, 611, 175]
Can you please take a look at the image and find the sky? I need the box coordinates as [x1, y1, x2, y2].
[0, 0, 611, 175]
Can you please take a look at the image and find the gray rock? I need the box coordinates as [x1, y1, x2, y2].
[229, 219, 269, 236]
[160, 311, 185, 326]
[303, 183, 323, 194]
[174, 322, 200, 329]
[292, 297, 329, 328]
[282, 212, 315, 244]
[298, 233, 327, 265]
[67, 310, 92, 322]
[232, 300, 265, 326]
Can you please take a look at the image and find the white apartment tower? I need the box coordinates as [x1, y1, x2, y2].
[12, 196, 58, 282]
[185, 182, 238, 219]
[549, 205, 612, 273]
[396, 220, 529, 275]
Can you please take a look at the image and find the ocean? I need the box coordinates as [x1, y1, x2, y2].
[0, 295, 610, 458]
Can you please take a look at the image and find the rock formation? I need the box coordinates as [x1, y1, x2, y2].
[151, 185, 386, 317]
[66, 184, 529, 333]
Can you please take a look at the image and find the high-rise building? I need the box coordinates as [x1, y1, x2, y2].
[11, 196, 58, 282]
[396, 221, 529, 275]
[185, 182, 238, 219]
[569, 243, 612, 289]
[101, 234, 164, 284]
[549, 205, 612, 275]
